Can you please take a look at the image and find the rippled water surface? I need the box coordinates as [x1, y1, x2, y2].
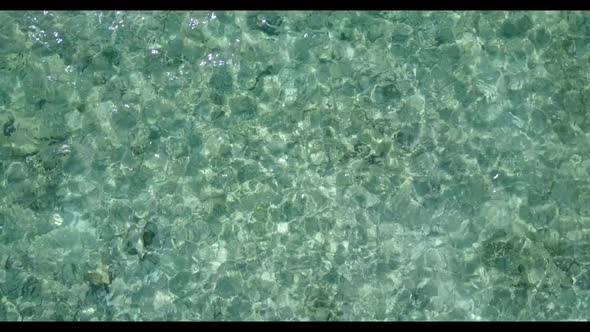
[1, 11, 590, 320]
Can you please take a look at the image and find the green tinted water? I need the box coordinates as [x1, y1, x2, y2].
[1, 11, 590, 321]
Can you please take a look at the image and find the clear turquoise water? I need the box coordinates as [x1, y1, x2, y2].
[1, 11, 590, 321]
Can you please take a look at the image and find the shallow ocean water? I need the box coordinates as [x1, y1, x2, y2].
[1, 11, 590, 321]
